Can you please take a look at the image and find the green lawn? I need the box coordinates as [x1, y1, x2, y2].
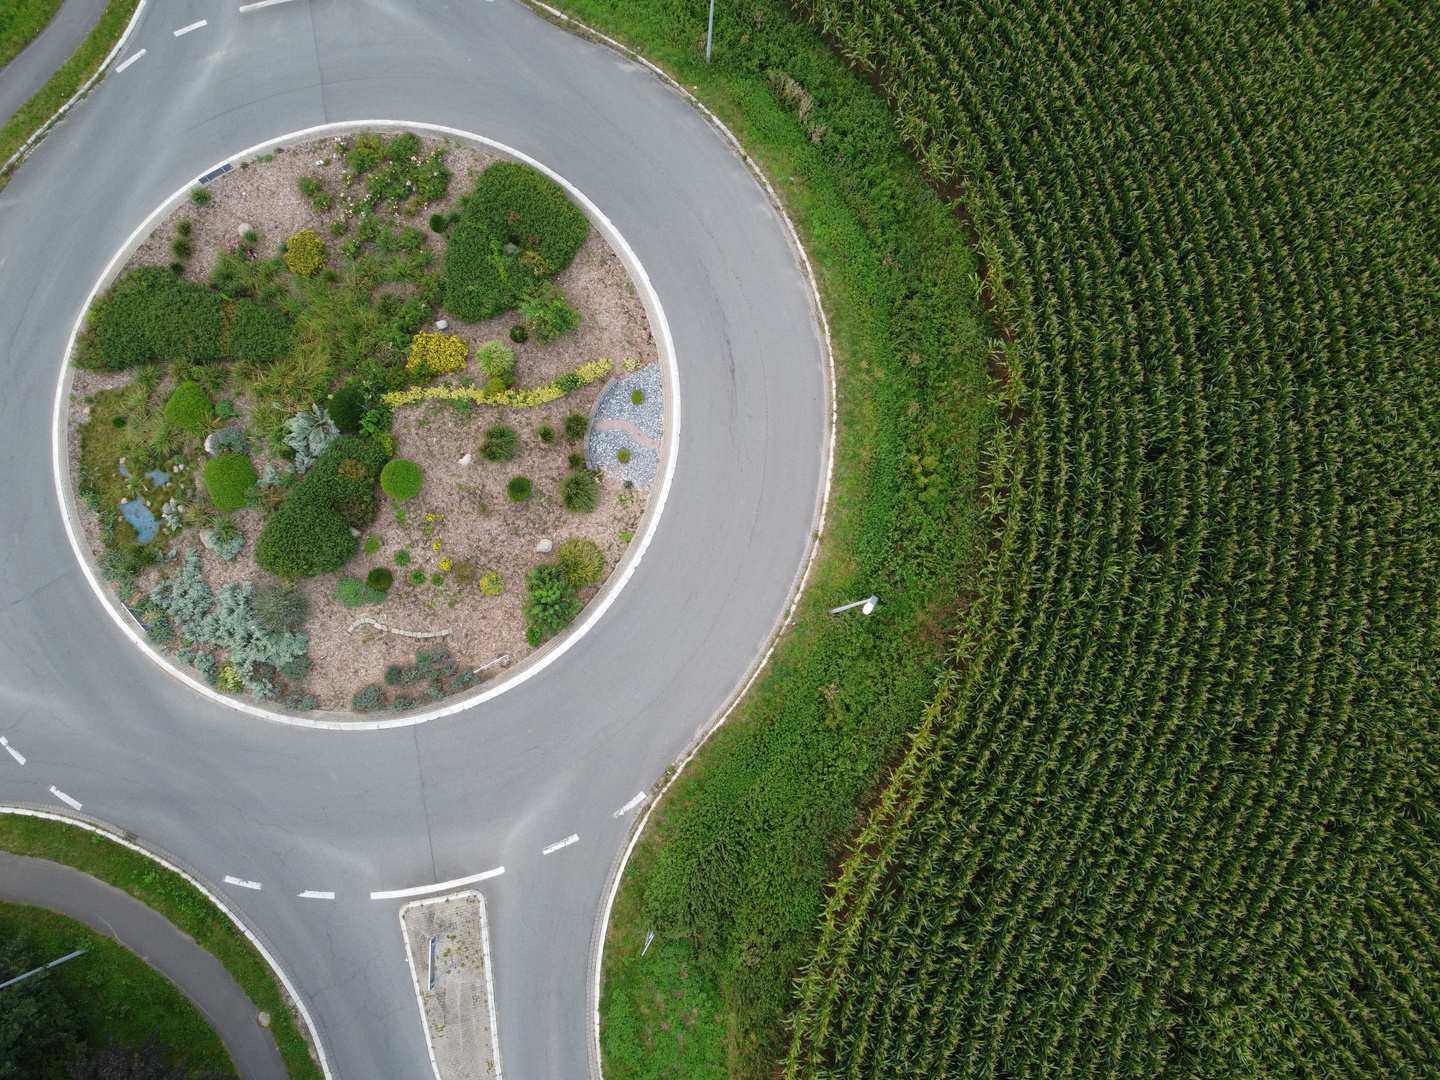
[0, 0, 66, 71]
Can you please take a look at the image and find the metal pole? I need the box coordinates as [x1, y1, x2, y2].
[706, 0, 716, 62]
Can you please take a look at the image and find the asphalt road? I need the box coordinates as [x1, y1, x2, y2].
[0, 852, 286, 1080]
[0, 0, 110, 128]
[0, 2, 828, 1078]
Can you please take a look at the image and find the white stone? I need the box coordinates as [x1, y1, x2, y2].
[435, 319, 448, 330]
[535, 538, 553, 554]
[257, 1011, 271, 1028]
[349, 527, 361, 538]
[238, 223, 253, 238]
[458, 453, 473, 466]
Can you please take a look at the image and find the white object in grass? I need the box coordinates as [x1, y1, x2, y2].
[830, 595, 879, 616]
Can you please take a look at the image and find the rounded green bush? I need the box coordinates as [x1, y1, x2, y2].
[480, 425, 519, 462]
[617, 448, 631, 464]
[367, 567, 394, 591]
[394, 549, 411, 566]
[203, 453, 258, 512]
[429, 213, 448, 233]
[163, 381, 213, 436]
[568, 451, 586, 470]
[477, 340, 515, 380]
[563, 413, 588, 440]
[431, 573, 444, 586]
[468, 162, 590, 274]
[328, 381, 367, 433]
[410, 569, 425, 584]
[539, 424, 556, 445]
[561, 471, 597, 513]
[507, 476, 532, 501]
[509, 324, 528, 343]
[631, 389, 645, 405]
[380, 458, 423, 500]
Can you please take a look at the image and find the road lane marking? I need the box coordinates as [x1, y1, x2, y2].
[48, 786, 81, 810]
[173, 20, 207, 35]
[115, 49, 145, 72]
[223, 875, 262, 890]
[612, 792, 646, 818]
[298, 890, 335, 900]
[239, 0, 298, 10]
[542, 834, 579, 855]
[0, 737, 25, 765]
[370, 866, 504, 900]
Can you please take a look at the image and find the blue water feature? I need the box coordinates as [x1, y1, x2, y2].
[117, 462, 131, 478]
[145, 468, 170, 485]
[120, 498, 159, 543]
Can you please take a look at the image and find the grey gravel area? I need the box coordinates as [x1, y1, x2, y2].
[587, 363, 663, 489]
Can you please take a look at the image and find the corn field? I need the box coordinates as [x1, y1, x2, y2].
[784, 1, 1440, 1076]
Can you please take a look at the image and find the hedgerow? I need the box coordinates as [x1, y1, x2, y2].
[162, 381, 212, 436]
[78, 267, 224, 370]
[467, 162, 589, 274]
[201, 453, 257, 512]
[442, 216, 522, 321]
[381, 359, 610, 409]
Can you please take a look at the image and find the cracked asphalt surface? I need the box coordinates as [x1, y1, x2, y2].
[0, 1, 828, 1077]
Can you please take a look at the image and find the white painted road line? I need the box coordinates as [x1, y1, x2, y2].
[542, 834, 579, 855]
[298, 890, 335, 900]
[239, 0, 298, 10]
[48, 786, 81, 810]
[114, 49, 145, 73]
[223, 875, 262, 890]
[612, 792, 646, 818]
[0, 737, 25, 765]
[369, 866, 504, 901]
[173, 20, 207, 36]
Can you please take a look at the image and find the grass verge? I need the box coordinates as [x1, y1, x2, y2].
[528, 1, 995, 1076]
[0, 0, 140, 190]
[0, 0, 67, 71]
[1, 900, 235, 1075]
[0, 812, 323, 1080]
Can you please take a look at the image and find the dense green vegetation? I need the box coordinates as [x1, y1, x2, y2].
[0, 0, 65, 70]
[0, 901, 234, 1078]
[778, 2, 1440, 1078]
[0, 814, 320, 1079]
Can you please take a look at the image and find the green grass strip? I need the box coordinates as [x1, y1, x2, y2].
[0, 811, 324, 1080]
[0, 0, 140, 188]
[0, 0, 67, 71]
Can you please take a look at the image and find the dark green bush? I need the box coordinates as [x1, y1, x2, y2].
[163, 381, 212, 436]
[480, 425, 519, 462]
[510, 324, 528, 343]
[367, 567, 394, 591]
[227, 299, 291, 363]
[539, 424, 556, 445]
[190, 187, 211, 206]
[520, 289, 581, 342]
[254, 584, 307, 631]
[254, 435, 388, 578]
[394, 549, 411, 566]
[568, 450, 586, 470]
[429, 213, 448, 233]
[203, 453, 257, 512]
[79, 267, 223, 370]
[442, 217, 521, 321]
[380, 458, 422, 500]
[346, 132, 385, 173]
[171, 236, 193, 260]
[523, 564, 581, 646]
[563, 413, 588, 440]
[507, 476, 531, 501]
[561, 471, 598, 513]
[467, 162, 589, 274]
[328, 381, 367, 433]
[352, 684, 385, 712]
[334, 576, 385, 607]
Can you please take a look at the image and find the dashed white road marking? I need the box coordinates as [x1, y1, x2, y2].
[173, 19, 207, 36]
[48, 786, 81, 810]
[239, 0, 297, 10]
[115, 49, 145, 72]
[542, 834, 579, 855]
[298, 890, 335, 900]
[223, 875, 262, 890]
[0, 737, 25, 765]
[369, 866, 504, 901]
[612, 792, 646, 818]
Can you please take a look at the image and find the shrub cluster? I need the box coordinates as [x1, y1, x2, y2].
[520, 285, 580, 343]
[406, 332, 469, 379]
[254, 435, 388, 578]
[163, 381, 212, 436]
[557, 538, 603, 588]
[283, 229, 326, 277]
[480, 424, 519, 462]
[227, 299, 291, 362]
[203, 453, 258, 512]
[380, 458, 423, 500]
[79, 267, 223, 370]
[522, 564, 581, 646]
[562, 471, 598, 513]
[346, 131, 450, 214]
[334, 575, 386, 607]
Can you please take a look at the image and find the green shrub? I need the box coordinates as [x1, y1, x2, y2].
[367, 567, 393, 591]
[522, 564, 581, 646]
[253, 584, 307, 631]
[430, 213, 448, 233]
[480, 425, 519, 462]
[631, 389, 645, 405]
[346, 132, 385, 173]
[380, 458, 422, 499]
[352, 684, 384, 712]
[203, 453, 257, 512]
[557, 539, 603, 588]
[284, 229, 326, 277]
[510, 324, 527, 343]
[227, 299, 291, 363]
[163, 381, 212, 436]
[177, 220, 193, 238]
[568, 451, 586, 470]
[254, 435, 388, 578]
[507, 476, 531, 501]
[171, 235, 193, 260]
[539, 424, 556, 444]
[394, 549, 411, 566]
[477, 340, 515, 380]
[617, 448, 631, 463]
[328, 381, 368, 433]
[520, 286, 580, 342]
[363, 537, 380, 554]
[442, 217, 521, 321]
[410, 569, 425, 584]
[215, 400, 238, 420]
[563, 413, 588, 440]
[480, 571, 503, 595]
[79, 266, 223, 370]
[430, 573, 444, 586]
[467, 162, 589, 274]
[561, 471, 597, 513]
[297, 176, 323, 197]
[334, 575, 385, 607]
[190, 187, 211, 206]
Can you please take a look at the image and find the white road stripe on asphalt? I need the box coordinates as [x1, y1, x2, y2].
[612, 792, 646, 818]
[239, 0, 298, 10]
[542, 834, 579, 855]
[369, 866, 504, 900]
[48, 786, 81, 810]
[0, 737, 25, 765]
[223, 875, 262, 890]
[298, 890, 335, 899]
[115, 49, 145, 73]
[173, 20, 207, 36]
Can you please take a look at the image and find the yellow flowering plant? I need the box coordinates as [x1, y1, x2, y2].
[382, 360, 612, 409]
[283, 229, 326, 276]
[406, 332, 469, 379]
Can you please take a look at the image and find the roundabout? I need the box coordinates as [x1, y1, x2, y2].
[0, 1, 830, 1078]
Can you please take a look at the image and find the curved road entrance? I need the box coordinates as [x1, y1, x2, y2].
[0, 2, 828, 1079]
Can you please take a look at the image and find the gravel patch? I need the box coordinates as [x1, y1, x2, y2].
[587, 364, 663, 488]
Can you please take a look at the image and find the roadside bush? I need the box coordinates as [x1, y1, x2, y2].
[367, 567, 394, 591]
[352, 684, 385, 712]
[467, 162, 589, 274]
[519, 285, 580, 342]
[477, 340, 515, 380]
[203, 453, 257, 512]
[254, 584, 307, 631]
[557, 539, 603, 588]
[283, 229, 326, 277]
[443, 217, 521, 321]
[190, 187, 211, 205]
[380, 458, 423, 499]
[480, 571, 503, 595]
[163, 381, 212, 436]
[522, 564, 581, 646]
[562, 471, 598, 513]
[227, 299, 291, 362]
[328, 381, 368, 433]
[334, 575, 386, 607]
[171, 235, 193, 260]
[507, 476, 531, 501]
[254, 435, 388, 578]
[564, 413, 588, 440]
[406, 332, 468, 379]
[79, 266, 224, 370]
[480, 425, 519, 462]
